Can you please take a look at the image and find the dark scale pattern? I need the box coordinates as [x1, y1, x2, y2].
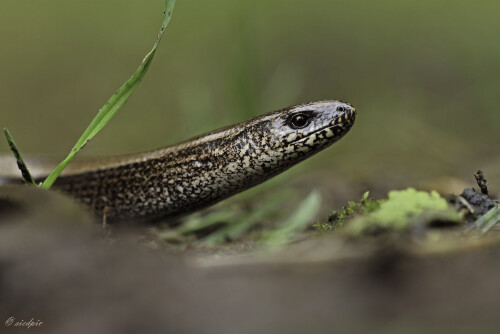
[52, 101, 356, 221]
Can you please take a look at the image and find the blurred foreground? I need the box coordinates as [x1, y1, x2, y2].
[1, 186, 500, 333]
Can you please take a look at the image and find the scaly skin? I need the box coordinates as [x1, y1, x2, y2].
[0, 100, 356, 220]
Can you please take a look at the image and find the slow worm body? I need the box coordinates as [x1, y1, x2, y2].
[0, 101, 356, 220]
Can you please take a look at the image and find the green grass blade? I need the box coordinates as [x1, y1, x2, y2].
[40, 0, 176, 189]
[475, 206, 500, 234]
[202, 193, 290, 245]
[3, 127, 35, 185]
[263, 191, 321, 250]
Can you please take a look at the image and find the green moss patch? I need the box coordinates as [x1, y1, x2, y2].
[318, 188, 463, 235]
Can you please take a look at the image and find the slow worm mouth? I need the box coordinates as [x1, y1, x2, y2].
[288, 123, 347, 145]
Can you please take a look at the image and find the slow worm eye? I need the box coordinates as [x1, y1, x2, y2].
[289, 114, 310, 129]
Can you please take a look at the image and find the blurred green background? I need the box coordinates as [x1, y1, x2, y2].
[1, 0, 499, 194]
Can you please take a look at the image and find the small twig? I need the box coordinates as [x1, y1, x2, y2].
[474, 170, 488, 195]
[457, 195, 475, 215]
[3, 128, 35, 185]
[102, 206, 110, 230]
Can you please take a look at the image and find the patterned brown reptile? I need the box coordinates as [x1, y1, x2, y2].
[0, 100, 356, 220]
